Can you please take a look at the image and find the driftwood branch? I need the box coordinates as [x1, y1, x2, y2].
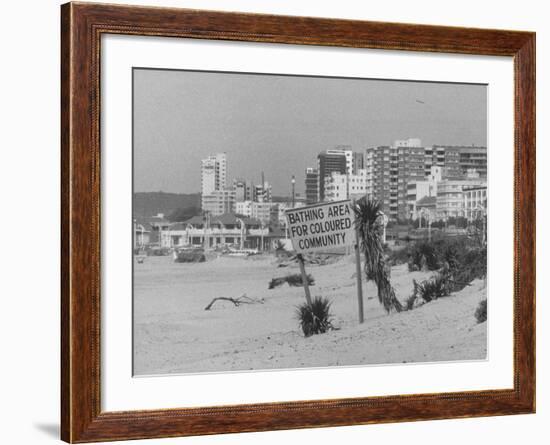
[204, 294, 264, 310]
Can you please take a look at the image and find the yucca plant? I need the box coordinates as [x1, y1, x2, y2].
[296, 296, 333, 337]
[353, 197, 403, 313]
[405, 293, 419, 311]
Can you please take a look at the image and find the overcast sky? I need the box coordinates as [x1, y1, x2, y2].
[133, 68, 487, 196]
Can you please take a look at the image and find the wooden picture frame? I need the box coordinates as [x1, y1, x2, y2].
[61, 2, 535, 442]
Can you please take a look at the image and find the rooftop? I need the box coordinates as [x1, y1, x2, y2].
[171, 213, 263, 229]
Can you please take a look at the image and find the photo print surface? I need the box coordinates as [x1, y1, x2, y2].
[132, 68, 488, 376]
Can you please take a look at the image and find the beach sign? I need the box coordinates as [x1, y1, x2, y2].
[286, 199, 365, 324]
[285, 200, 354, 253]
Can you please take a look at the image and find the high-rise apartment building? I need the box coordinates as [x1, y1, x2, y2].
[433, 145, 487, 178]
[233, 178, 254, 202]
[317, 147, 366, 201]
[304, 167, 319, 204]
[332, 145, 366, 175]
[254, 181, 272, 203]
[397, 140, 426, 220]
[324, 169, 367, 202]
[364, 145, 396, 217]
[201, 158, 216, 197]
[352, 152, 364, 173]
[317, 149, 347, 201]
[458, 146, 487, 177]
[201, 190, 236, 216]
[394, 138, 422, 148]
[332, 145, 353, 175]
[365, 140, 487, 221]
[201, 153, 227, 209]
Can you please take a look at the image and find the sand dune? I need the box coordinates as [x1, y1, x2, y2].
[133, 254, 487, 375]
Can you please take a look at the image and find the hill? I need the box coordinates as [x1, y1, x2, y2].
[134, 192, 200, 219]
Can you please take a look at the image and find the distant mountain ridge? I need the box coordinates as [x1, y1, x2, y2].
[134, 192, 302, 219]
[134, 192, 200, 219]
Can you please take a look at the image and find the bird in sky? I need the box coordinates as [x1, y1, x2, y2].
[415, 99, 425, 104]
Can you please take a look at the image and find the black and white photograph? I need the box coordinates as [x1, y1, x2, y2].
[3, 0, 545, 443]
[132, 68, 488, 376]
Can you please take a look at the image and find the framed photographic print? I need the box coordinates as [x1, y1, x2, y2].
[61, 2, 535, 443]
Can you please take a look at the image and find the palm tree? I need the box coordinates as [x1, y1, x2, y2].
[353, 197, 403, 313]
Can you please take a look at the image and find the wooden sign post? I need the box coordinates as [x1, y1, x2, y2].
[296, 253, 313, 306]
[354, 222, 365, 324]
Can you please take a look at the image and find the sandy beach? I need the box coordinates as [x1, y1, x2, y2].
[133, 254, 487, 375]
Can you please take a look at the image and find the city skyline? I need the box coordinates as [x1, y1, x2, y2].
[133, 69, 487, 195]
[194, 142, 487, 222]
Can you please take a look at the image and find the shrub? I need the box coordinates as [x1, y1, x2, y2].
[269, 273, 314, 289]
[456, 216, 468, 229]
[286, 273, 314, 287]
[441, 243, 461, 271]
[407, 238, 487, 289]
[269, 277, 286, 289]
[412, 274, 451, 303]
[296, 297, 333, 337]
[475, 299, 487, 323]
[388, 247, 410, 266]
[409, 242, 439, 271]
[450, 247, 486, 292]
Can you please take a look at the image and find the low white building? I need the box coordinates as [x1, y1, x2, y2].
[235, 200, 253, 217]
[436, 178, 486, 219]
[133, 214, 170, 247]
[161, 213, 272, 251]
[133, 222, 150, 249]
[236, 200, 274, 224]
[463, 185, 487, 221]
[250, 201, 273, 223]
[407, 181, 432, 220]
[416, 196, 437, 223]
[407, 166, 442, 219]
